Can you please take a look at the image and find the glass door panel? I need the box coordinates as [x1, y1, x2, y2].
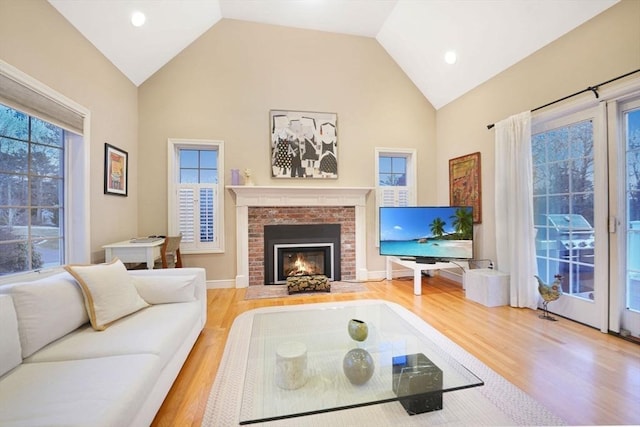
[619, 102, 640, 337]
[532, 106, 607, 330]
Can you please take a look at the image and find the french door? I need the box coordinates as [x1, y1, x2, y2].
[532, 106, 608, 330]
[609, 96, 640, 338]
[532, 86, 640, 337]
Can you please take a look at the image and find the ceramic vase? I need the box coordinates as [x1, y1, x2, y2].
[275, 341, 307, 390]
[342, 348, 375, 385]
[347, 318, 368, 342]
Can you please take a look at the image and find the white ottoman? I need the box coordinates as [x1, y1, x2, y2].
[464, 268, 510, 307]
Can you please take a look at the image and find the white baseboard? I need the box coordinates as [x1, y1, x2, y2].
[439, 269, 463, 284]
[371, 267, 463, 284]
[206, 279, 235, 289]
[208, 268, 464, 289]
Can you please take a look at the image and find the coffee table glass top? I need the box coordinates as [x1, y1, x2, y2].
[239, 301, 483, 424]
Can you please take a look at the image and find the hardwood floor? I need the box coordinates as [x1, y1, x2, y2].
[151, 276, 640, 426]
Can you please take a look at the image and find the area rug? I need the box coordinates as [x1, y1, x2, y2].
[244, 281, 369, 300]
[202, 300, 565, 426]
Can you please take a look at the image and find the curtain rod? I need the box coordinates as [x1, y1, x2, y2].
[486, 68, 640, 130]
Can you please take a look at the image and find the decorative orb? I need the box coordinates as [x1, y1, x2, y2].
[348, 319, 368, 342]
[343, 348, 374, 385]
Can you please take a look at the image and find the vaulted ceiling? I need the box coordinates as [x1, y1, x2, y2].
[48, 0, 619, 109]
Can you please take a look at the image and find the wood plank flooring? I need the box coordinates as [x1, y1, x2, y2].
[151, 276, 640, 426]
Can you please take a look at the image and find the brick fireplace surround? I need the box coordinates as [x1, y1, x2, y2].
[251, 207, 352, 285]
[228, 186, 372, 287]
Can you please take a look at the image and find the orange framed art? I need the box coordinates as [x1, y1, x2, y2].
[104, 143, 128, 196]
[449, 152, 481, 223]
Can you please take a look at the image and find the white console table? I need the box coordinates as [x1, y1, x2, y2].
[385, 256, 467, 296]
[103, 239, 164, 269]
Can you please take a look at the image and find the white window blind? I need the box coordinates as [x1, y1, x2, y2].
[0, 62, 84, 134]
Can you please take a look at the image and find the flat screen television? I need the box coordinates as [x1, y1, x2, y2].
[379, 206, 473, 263]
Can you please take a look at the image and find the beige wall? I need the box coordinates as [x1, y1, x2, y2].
[436, 0, 640, 265]
[3, 0, 637, 280]
[0, 0, 139, 262]
[138, 19, 436, 281]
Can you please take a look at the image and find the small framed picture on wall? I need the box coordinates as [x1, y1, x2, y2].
[104, 143, 128, 196]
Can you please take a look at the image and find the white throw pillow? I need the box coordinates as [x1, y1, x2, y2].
[0, 272, 89, 358]
[132, 275, 196, 304]
[0, 295, 22, 376]
[65, 259, 149, 331]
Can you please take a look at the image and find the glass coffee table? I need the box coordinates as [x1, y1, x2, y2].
[239, 300, 483, 424]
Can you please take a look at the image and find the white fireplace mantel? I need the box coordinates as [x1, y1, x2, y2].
[228, 186, 373, 287]
[228, 186, 372, 207]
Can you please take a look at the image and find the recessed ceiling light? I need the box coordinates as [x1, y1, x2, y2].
[131, 11, 146, 27]
[444, 50, 457, 65]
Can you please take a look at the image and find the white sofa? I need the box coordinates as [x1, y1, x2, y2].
[0, 264, 207, 427]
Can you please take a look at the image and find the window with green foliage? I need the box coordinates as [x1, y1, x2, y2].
[0, 104, 65, 275]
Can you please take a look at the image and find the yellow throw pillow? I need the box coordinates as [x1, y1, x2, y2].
[65, 259, 149, 331]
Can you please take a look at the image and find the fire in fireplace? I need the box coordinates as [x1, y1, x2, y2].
[275, 244, 334, 282]
[283, 250, 324, 276]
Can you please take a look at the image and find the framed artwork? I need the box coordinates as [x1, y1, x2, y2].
[270, 110, 338, 179]
[449, 152, 481, 223]
[104, 143, 128, 196]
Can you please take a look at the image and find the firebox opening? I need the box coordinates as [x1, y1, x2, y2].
[275, 244, 334, 283]
[264, 223, 341, 285]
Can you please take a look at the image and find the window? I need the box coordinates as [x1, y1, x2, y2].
[375, 148, 417, 245]
[379, 155, 407, 186]
[168, 139, 224, 253]
[0, 62, 89, 280]
[375, 148, 416, 208]
[0, 105, 65, 275]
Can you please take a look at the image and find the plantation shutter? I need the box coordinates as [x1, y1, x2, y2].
[375, 186, 413, 247]
[198, 187, 216, 244]
[377, 186, 412, 208]
[177, 184, 218, 251]
[178, 187, 196, 247]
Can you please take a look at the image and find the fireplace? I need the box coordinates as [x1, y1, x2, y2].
[265, 224, 341, 284]
[228, 186, 372, 287]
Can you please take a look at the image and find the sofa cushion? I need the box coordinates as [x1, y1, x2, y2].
[0, 272, 89, 358]
[0, 354, 161, 427]
[25, 300, 201, 368]
[0, 295, 22, 376]
[132, 274, 196, 304]
[65, 259, 148, 331]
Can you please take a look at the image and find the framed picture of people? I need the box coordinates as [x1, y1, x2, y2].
[270, 110, 338, 179]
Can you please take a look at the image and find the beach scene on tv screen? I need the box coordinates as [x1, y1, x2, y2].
[380, 207, 473, 259]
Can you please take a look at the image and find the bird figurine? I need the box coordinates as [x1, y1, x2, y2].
[535, 274, 563, 321]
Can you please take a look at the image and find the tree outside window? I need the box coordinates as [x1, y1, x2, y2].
[0, 104, 65, 275]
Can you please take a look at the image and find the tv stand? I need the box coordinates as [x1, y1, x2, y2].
[386, 256, 466, 296]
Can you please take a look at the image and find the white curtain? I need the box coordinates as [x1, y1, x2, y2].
[494, 111, 539, 309]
